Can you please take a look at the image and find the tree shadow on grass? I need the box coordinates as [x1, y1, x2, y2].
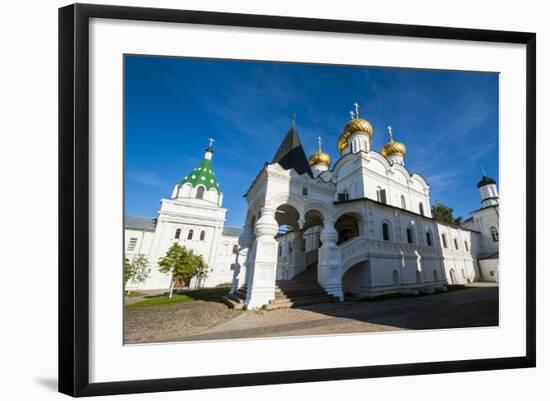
[174, 286, 231, 304]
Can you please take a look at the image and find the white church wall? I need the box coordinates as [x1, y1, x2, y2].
[479, 259, 499, 282]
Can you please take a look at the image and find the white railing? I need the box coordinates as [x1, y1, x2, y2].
[340, 236, 444, 271]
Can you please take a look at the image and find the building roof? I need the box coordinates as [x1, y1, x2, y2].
[222, 226, 243, 237]
[271, 127, 312, 176]
[478, 251, 499, 260]
[125, 216, 156, 231]
[477, 174, 496, 188]
[181, 157, 220, 193]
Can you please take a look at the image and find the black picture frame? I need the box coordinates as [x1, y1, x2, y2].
[58, 3, 536, 397]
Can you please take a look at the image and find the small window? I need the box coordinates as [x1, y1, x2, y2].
[406, 228, 414, 244]
[441, 233, 448, 248]
[127, 237, 137, 251]
[454, 238, 459, 250]
[490, 271, 495, 276]
[302, 186, 308, 196]
[490, 226, 499, 242]
[338, 192, 349, 202]
[200, 230, 205, 241]
[174, 228, 181, 239]
[230, 263, 236, 271]
[401, 195, 406, 209]
[419, 202, 425, 216]
[278, 246, 282, 257]
[382, 223, 390, 241]
[426, 232, 432, 246]
[196, 186, 205, 199]
[464, 241, 469, 251]
[187, 229, 194, 240]
[433, 270, 438, 281]
[416, 270, 422, 283]
[377, 188, 387, 204]
[232, 244, 239, 254]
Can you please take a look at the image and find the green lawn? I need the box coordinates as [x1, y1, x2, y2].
[126, 286, 230, 308]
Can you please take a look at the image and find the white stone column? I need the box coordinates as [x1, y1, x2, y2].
[230, 225, 254, 294]
[288, 230, 306, 279]
[317, 221, 344, 300]
[244, 206, 279, 309]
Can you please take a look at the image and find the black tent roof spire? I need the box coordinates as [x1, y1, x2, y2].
[270, 114, 312, 176]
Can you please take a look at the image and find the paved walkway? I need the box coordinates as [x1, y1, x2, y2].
[124, 284, 498, 344]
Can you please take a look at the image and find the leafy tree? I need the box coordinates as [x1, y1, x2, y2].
[158, 243, 208, 297]
[124, 254, 150, 294]
[431, 203, 463, 226]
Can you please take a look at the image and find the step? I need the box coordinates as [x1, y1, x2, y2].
[275, 289, 328, 298]
[265, 295, 337, 310]
[221, 295, 244, 310]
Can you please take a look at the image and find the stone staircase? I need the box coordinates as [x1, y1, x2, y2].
[222, 264, 338, 310]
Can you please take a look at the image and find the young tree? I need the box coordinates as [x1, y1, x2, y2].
[124, 254, 150, 294]
[158, 243, 208, 298]
[431, 203, 463, 226]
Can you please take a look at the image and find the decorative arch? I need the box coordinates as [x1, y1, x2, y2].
[335, 212, 363, 245]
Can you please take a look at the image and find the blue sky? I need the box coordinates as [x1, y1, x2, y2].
[124, 55, 498, 227]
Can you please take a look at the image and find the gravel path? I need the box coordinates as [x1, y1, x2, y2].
[124, 300, 241, 344]
[124, 284, 498, 344]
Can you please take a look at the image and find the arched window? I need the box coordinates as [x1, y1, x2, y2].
[174, 228, 181, 239]
[464, 241, 469, 251]
[196, 186, 205, 199]
[199, 230, 205, 241]
[433, 270, 438, 281]
[426, 232, 433, 246]
[382, 223, 390, 241]
[406, 228, 414, 244]
[441, 233, 448, 248]
[490, 226, 499, 242]
[401, 195, 407, 209]
[454, 238, 459, 249]
[187, 229, 194, 240]
[419, 202, 425, 216]
[232, 244, 239, 254]
[392, 270, 399, 285]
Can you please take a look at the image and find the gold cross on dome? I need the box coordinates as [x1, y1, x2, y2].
[317, 136, 322, 151]
[354, 102, 360, 118]
[387, 126, 393, 141]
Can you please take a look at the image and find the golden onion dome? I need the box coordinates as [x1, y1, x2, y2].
[381, 126, 406, 158]
[337, 119, 374, 152]
[309, 136, 331, 167]
[381, 140, 406, 157]
[308, 150, 331, 167]
[337, 104, 374, 152]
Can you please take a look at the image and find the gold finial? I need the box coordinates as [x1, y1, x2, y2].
[387, 126, 394, 142]
[291, 113, 296, 129]
[354, 102, 360, 119]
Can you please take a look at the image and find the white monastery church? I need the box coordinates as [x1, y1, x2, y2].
[125, 104, 499, 309]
